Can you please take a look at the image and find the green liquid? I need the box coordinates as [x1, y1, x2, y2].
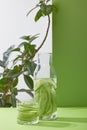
[17, 102, 39, 125]
[34, 78, 57, 120]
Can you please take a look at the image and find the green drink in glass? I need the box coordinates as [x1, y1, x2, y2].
[17, 101, 39, 125]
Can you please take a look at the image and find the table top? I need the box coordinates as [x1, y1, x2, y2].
[0, 107, 87, 130]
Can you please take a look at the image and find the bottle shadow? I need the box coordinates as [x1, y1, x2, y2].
[35, 119, 74, 128]
[35, 117, 87, 128]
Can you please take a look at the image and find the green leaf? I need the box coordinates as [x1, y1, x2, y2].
[0, 77, 9, 85]
[0, 77, 9, 90]
[3, 69, 10, 77]
[0, 60, 5, 68]
[3, 45, 15, 67]
[40, 3, 46, 15]
[23, 44, 31, 57]
[24, 75, 33, 90]
[0, 98, 5, 107]
[13, 55, 22, 64]
[46, 0, 50, 3]
[39, 3, 57, 16]
[12, 48, 20, 52]
[35, 9, 43, 22]
[8, 65, 22, 78]
[11, 94, 16, 107]
[19, 35, 38, 46]
[0, 84, 7, 91]
[29, 34, 39, 43]
[46, 5, 53, 15]
[39, 0, 45, 3]
[24, 43, 36, 57]
[0, 93, 2, 97]
[20, 36, 30, 41]
[24, 61, 37, 76]
[18, 42, 28, 48]
[13, 78, 18, 87]
[5, 95, 12, 107]
[11, 88, 18, 96]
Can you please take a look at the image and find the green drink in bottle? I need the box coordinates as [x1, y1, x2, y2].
[34, 78, 57, 120]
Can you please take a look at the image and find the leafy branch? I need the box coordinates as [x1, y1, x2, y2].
[0, 0, 56, 107]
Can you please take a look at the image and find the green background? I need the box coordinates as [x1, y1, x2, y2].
[53, 0, 87, 107]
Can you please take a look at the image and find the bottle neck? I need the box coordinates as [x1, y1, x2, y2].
[38, 53, 52, 66]
[35, 53, 52, 79]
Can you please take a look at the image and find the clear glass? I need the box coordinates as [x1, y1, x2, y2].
[34, 53, 58, 120]
[17, 100, 39, 125]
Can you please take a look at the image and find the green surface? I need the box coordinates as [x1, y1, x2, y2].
[0, 108, 87, 130]
[53, 0, 87, 107]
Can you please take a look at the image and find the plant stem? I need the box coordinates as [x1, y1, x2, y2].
[36, 15, 50, 53]
[28, 15, 50, 60]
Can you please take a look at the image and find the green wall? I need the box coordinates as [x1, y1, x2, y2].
[53, 0, 87, 107]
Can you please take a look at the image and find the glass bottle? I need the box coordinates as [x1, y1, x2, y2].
[34, 53, 58, 120]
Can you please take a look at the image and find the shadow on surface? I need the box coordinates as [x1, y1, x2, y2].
[56, 117, 87, 123]
[35, 120, 76, 128]
[35, 117, 87, 128]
